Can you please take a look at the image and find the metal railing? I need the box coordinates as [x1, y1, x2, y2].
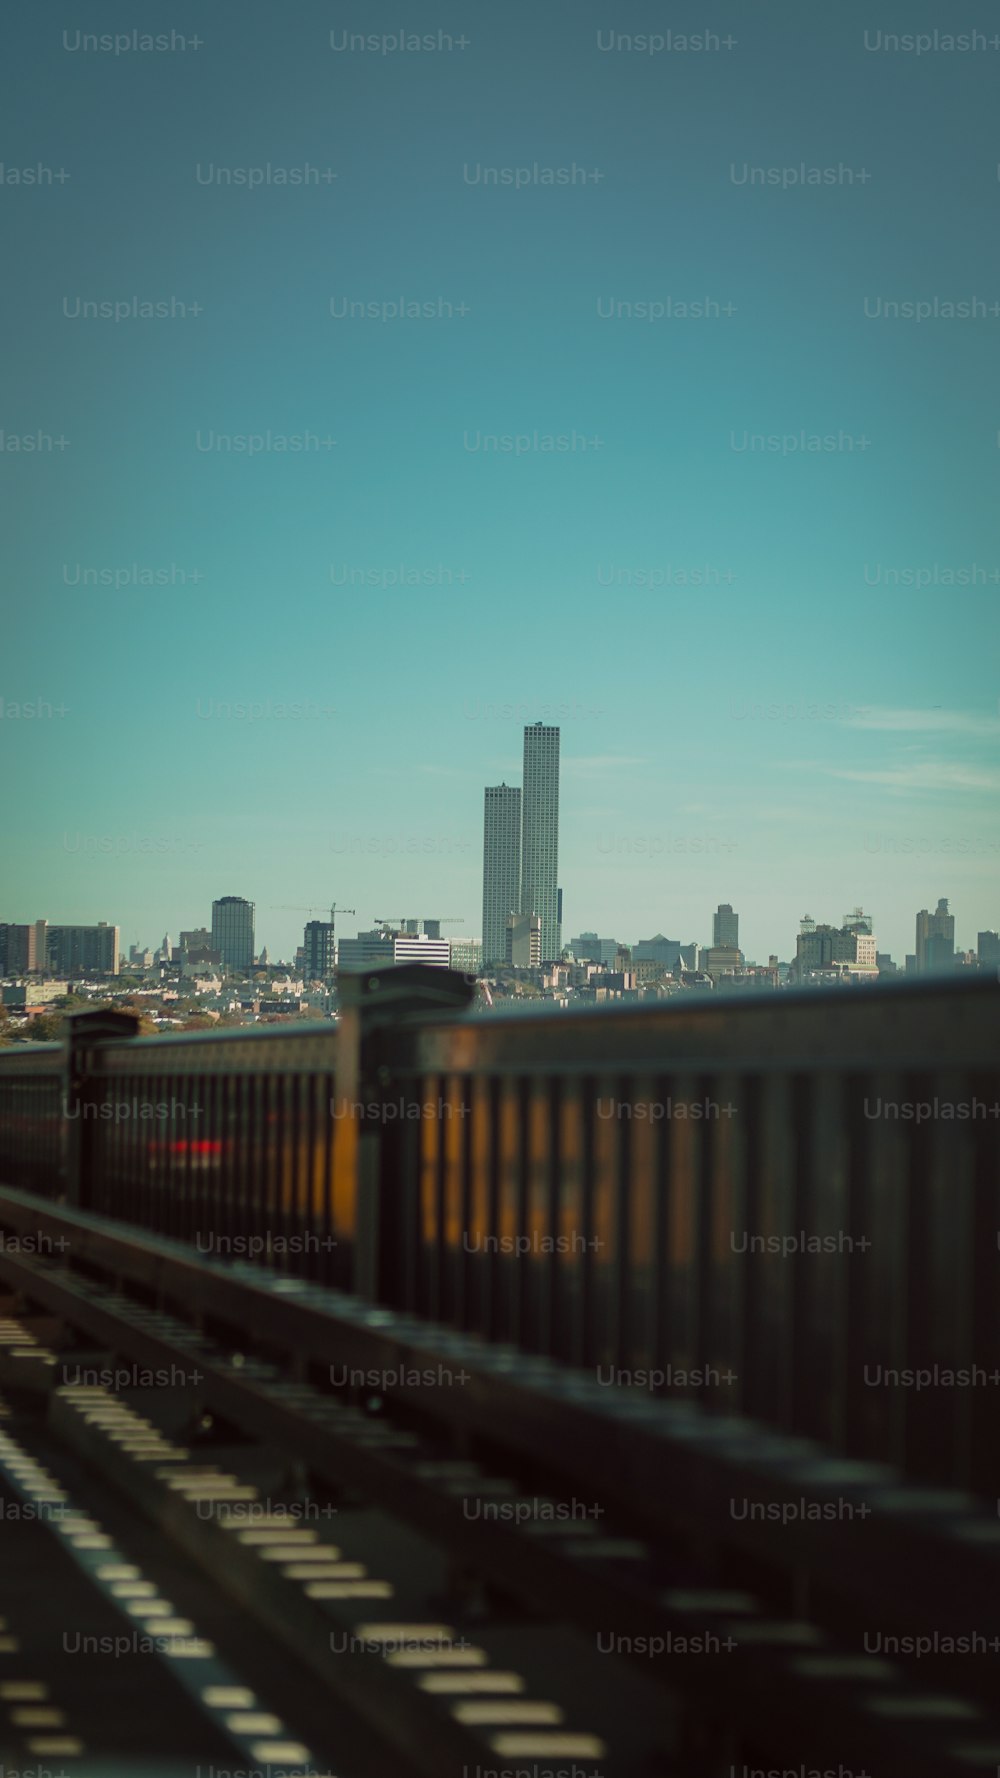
[1, 969, 998, 1495]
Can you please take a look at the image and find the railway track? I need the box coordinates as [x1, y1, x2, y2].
[1, 1186, 1000, 1777]
[0, 1374, 348, 1776]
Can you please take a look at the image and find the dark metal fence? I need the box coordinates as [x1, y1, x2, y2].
[1, 970, 998, 1494]
[0, 1040, 64, 1195]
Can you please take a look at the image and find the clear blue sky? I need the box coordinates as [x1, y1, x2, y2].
[3, 0, 998, 963]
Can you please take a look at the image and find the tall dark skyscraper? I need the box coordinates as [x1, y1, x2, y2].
[1, 920, 119, 976]
[211, 895, 255, 972]
[520, 722, 560, 961]
[713, 903, 739, 949]
[302, 919, 336, 982]
[45, 921, 120, 976]
[0, 923, 41, 975]
[482, 783, 522, 966]
[915, 898, 955, 973]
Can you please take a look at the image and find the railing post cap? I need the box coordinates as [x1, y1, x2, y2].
[337, 963, 475, 1021]
[64, 1008, 141, 1041]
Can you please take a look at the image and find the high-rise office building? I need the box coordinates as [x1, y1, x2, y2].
[633, 934, 686, 971]
[977, 931, 1000, 968]
[794, 924, 878, 979]
[44, 922, 120, 976]
[449, 938, 483, 975]
[842, 908, 873, 935]
[482, 784, 522, 966]
[302, 920, 336, 982]
[570, 932, 619, 965]
[506, 912, 541, 968]
[392, 932, 451, 968]
[712, 904, 739, 948]
[703, 944, 743, 982]
[179, 928, 212, 955]
[0, 923, 39, 976]
[337, 929, 395, 973]
[915, 898, 955, 973]
[211, 896, 256, 972]
[520, 723, 560, 961]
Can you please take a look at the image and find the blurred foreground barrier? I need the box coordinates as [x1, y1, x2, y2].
[1, 971, 998, 1495]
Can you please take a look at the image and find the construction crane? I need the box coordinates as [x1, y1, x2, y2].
[270, 903, 356, 938]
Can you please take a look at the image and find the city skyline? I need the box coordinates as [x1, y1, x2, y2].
[2, 874, 995, 977]
[4, 695, 998, 964]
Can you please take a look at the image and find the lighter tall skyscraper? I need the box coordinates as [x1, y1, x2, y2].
[482, 784, 522, 966]
[521, 722, 560, 961]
